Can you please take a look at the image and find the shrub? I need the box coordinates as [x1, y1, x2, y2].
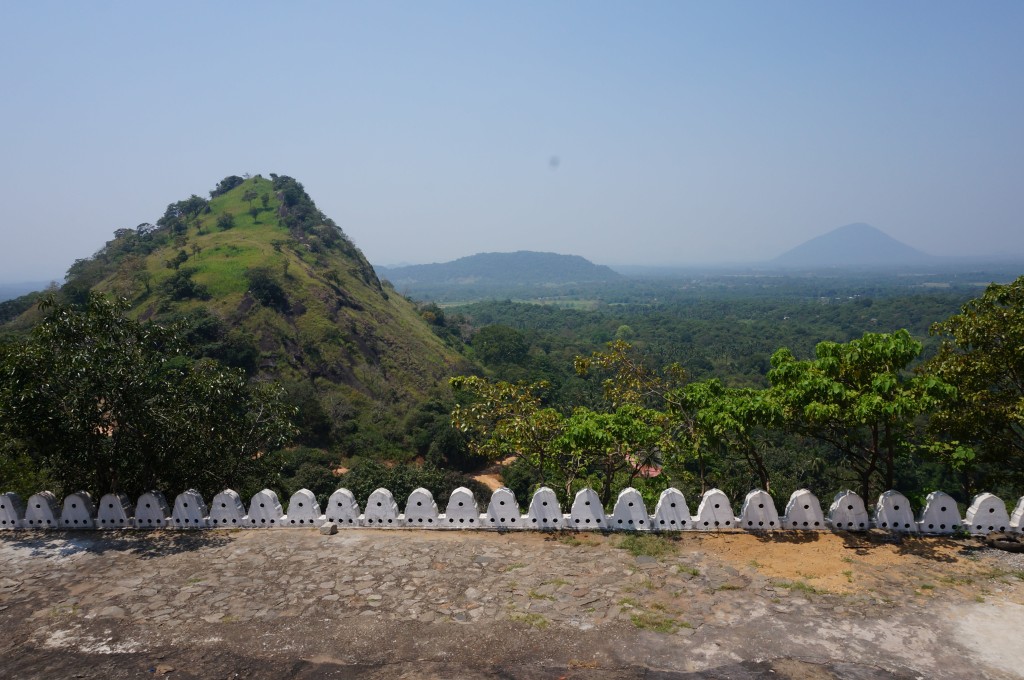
[337, 460, 489, 508]
[160, 267, 210, 301]
[245, 266, 289, 311]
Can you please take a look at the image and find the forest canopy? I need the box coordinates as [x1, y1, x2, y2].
[0, 294, 296, 500]
[450, 276, 1024, 510]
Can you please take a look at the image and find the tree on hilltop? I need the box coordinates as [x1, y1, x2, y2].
[157, 195, 208, 234]
[209, 175, 244, 198]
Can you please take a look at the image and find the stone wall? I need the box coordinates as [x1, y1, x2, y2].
[2, 486, 1022, 536]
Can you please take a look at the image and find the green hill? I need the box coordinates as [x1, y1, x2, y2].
[376, 251, 622, 302]
[3, 174, 473, 460]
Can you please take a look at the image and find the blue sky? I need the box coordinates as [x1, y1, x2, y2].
[1, 1, 1021, 281]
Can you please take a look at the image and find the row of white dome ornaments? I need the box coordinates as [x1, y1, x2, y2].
[1, 486, 1023, 536]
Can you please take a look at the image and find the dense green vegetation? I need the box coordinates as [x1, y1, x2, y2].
[2, 173, 1021, 517]
[447, 276, 1024, 513]
[0, 294, 295, 500]
[1, 175, 477, 506]
[436, 287, 971, 394]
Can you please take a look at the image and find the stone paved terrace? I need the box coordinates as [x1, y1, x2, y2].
[2, 528, 1024, 679]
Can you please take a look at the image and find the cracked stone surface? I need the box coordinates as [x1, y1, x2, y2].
[1, 528, 1023, 678]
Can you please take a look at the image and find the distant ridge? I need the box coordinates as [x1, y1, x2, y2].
[0, 281, 53, 302]
[772, 223, 932, 268]
[377, 251, 622, 287]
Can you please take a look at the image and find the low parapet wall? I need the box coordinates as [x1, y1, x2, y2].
[1, 486, 1021, 536]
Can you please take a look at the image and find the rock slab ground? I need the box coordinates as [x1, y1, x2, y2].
[2, 528, 1023, 679]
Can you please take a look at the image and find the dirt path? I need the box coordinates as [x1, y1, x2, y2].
[471, 455, 516, 491]
[1, 528, 1022, 679]
[471, 473, 504, 491]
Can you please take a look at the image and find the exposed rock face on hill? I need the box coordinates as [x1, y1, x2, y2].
[3, 174, 470, 453]
[772, 223, 932, 268]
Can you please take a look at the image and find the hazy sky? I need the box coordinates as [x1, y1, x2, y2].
[1, 1, 1022, 281]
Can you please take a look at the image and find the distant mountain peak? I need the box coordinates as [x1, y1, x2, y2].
[772, 223, 931, 268]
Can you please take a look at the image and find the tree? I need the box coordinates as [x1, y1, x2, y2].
[157, 195, 208, 234]
[575, 339, 685, 409]
[576, 341, 696, 492]
[768, 330, 952, 501]
[160, 267, 210, 301]
[165, 249, 188, 270]
[472, 324, 529, 365]
[217, 212, 236, 230]
[242, 189, 258, 209]
[555, 404, 673, 504]
[452, 343, 687, 504]
[210, 175, 244, 198]
[136, 269, 152, 295]
[926, 276, 1024, 492]
[118, 254, 147, 297]
[680, 379, 782, 493]
[0, 294, 296, 499]
[245, 267, 289, 311]
[450, 376, 565, 491]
